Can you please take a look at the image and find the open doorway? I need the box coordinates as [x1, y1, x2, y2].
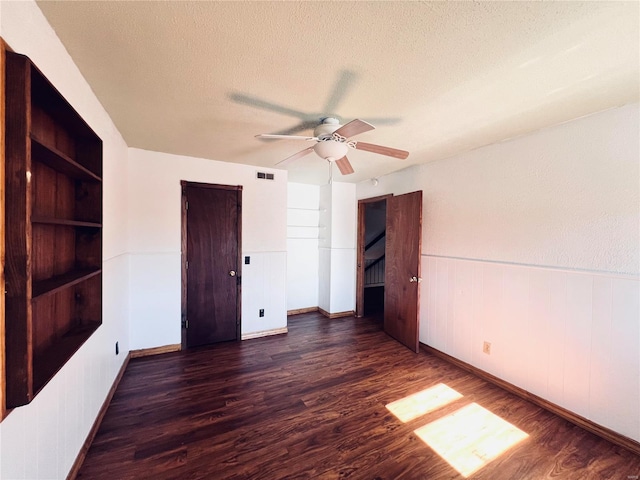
[356, 195, 391, 319]
[357, 191, 423, 351]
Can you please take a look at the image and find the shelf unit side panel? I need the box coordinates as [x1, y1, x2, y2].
[4, 52, 34, 406]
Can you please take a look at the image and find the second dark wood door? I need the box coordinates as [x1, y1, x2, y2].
[184, 183, 241, 348]
[384, 191, 422, 352]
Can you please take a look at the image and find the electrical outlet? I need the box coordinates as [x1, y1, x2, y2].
[259, 309, 264, 317]
[115, 341, 119, 355]
[483, 341, 491, 355]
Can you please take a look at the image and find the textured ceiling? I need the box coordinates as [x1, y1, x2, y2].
[36, 1, 639, 184]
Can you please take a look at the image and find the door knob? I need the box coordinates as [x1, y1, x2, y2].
[229, 270, 236, 277]
[410, 276, 422, 283]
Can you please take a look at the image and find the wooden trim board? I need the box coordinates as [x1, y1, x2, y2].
[287, 307, 318, 316]
[420, 343, 640, 456]
[66, 353, 131, 480]
[130, 344, 181, 359]
[241, 327, 288, 340]
[318, 308, 354, 319]
[0, 38, 7, 420]
[288, 307, 355, 319]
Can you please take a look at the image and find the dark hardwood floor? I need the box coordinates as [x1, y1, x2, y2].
[78, 313, 640, 479]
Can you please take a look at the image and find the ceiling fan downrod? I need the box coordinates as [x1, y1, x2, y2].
[328, 159, 333, 185]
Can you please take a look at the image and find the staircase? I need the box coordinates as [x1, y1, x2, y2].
[364, 230, 385, 287]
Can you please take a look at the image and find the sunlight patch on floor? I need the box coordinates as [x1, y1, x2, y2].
[414, 403, 529, 477]
[385, 383, 463, 423]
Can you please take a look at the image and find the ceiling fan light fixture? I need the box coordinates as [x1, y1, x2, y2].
[314, 140, 348, 161]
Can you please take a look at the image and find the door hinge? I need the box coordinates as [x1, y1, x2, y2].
[182, 317, 188, 329]
[185, 260, 189, 269]
[185, 201, 189, 210]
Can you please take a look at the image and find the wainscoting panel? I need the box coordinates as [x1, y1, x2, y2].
[240, 251, 287, 335]
[421, 255, 640, 442]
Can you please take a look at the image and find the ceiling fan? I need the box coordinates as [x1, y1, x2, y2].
[229, 69, 401, 137]
[256, 117, 409, 175]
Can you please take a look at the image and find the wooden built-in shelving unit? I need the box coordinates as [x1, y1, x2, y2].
[4, 51, 103, 408]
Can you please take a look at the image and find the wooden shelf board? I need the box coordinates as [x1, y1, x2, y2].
[32, 268, 102, 299]
[31, 216, 102, 228]
[33, 321, 101, 393]
[31, 136, 102, 182]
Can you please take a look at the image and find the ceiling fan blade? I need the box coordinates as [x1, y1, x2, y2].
[256, 134, 318, 141]
[361, 117, 402, 126]
[323, 69, 358, 114]
[268, 119, 321, 136]
[228, 93, 311, 119]
[354, 141, 409, 160]
[335, 156, 355, 175]
[276, 146, 314, 166]
[334, 119, 375, 138]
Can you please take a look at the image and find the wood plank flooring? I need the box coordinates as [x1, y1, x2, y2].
[77, 313, 640, 479]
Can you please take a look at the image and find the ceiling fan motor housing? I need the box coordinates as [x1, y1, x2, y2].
[314, 117, 341, 139]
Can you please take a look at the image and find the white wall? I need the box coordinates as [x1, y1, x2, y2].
[318, 182, 357, 314]
[127, 148, 287, 348]
[0, 1, 130, 478]
[286, 183, 320, 311]
[357, 104, 640, 442]
[360, 104, 640, 275]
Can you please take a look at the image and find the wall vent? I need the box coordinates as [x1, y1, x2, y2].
[256, 171, 275, 180]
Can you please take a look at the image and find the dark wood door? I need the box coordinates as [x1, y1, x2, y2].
[384, 191, 422, 352]
[183, 183, 241, 348]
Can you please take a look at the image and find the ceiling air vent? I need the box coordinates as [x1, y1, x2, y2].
[256, 171, 275, 180]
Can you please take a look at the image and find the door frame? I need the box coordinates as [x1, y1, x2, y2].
[356, 194, 392, 318]
[181, 181, 243, 349]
